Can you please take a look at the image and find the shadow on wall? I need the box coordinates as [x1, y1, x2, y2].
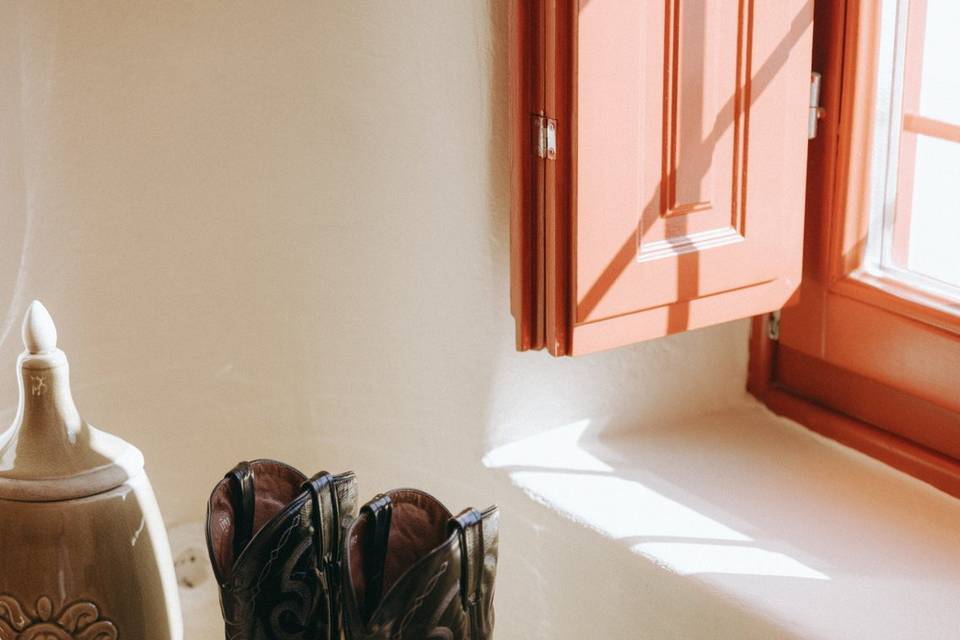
[0, 4, 32, 353]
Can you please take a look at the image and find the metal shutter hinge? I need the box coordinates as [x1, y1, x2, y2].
[767, 310, 781, 341]
[808, 72, 825, 139]
[533, 115, 557, 160]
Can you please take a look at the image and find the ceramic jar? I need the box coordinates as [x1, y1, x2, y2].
[0, 301, 182, 640]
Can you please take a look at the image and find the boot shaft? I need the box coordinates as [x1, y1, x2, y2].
[206, 459, 359, 640]
[342, 489, 499, 640]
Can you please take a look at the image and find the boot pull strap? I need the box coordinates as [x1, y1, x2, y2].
[304, 472, 339, 640]
[450, 508, 485, 617]
[361, 494, 393, 622]
[226, 462, 256, 561]
[304, 472, 338, 566]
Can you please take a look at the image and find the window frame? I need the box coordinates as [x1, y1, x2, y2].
[749, 0, 960, 498]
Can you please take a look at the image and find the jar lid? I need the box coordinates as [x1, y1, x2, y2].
[0, 301, 144, 502]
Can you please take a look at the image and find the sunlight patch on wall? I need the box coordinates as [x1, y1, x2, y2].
[482, 419, 613, 472]
[634, 542, 830, 580]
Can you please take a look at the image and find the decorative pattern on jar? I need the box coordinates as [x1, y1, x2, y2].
[0, 595, 118, 640]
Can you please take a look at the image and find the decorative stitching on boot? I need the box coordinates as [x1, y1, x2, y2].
[393, 561, 448, 640]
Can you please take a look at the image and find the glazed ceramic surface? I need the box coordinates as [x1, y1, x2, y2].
[0, 302, 182, 639]
[0, 474, 178, 639]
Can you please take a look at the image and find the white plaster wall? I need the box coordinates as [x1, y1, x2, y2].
[0, 3, 751, 637]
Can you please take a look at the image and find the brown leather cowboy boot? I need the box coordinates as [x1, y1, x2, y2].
[206, 459, 359, 640]
[341, 489, 499, 640]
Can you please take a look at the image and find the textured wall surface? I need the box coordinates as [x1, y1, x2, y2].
[0, 3, 752, 638]
[0, 0, 750, 527]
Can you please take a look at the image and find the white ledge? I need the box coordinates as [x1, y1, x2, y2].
[484, 401, 960, 639]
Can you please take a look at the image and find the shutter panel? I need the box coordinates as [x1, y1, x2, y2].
[512, 0, 814, 355]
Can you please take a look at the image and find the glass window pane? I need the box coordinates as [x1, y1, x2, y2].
[906, 135, 960, 287]
[918, 0, 960, 125]
[865, 0, 960, 302]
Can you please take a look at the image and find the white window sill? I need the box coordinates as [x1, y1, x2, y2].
[173, 400, 960, 639]
[483, 400, 960, 639]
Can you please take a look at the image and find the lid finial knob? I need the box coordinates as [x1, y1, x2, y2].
[22, 300, 58, 355]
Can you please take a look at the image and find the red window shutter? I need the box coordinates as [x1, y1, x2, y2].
[511, 0, 814, 355]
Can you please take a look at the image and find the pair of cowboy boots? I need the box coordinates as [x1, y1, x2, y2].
[206, 459, 499, 640]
